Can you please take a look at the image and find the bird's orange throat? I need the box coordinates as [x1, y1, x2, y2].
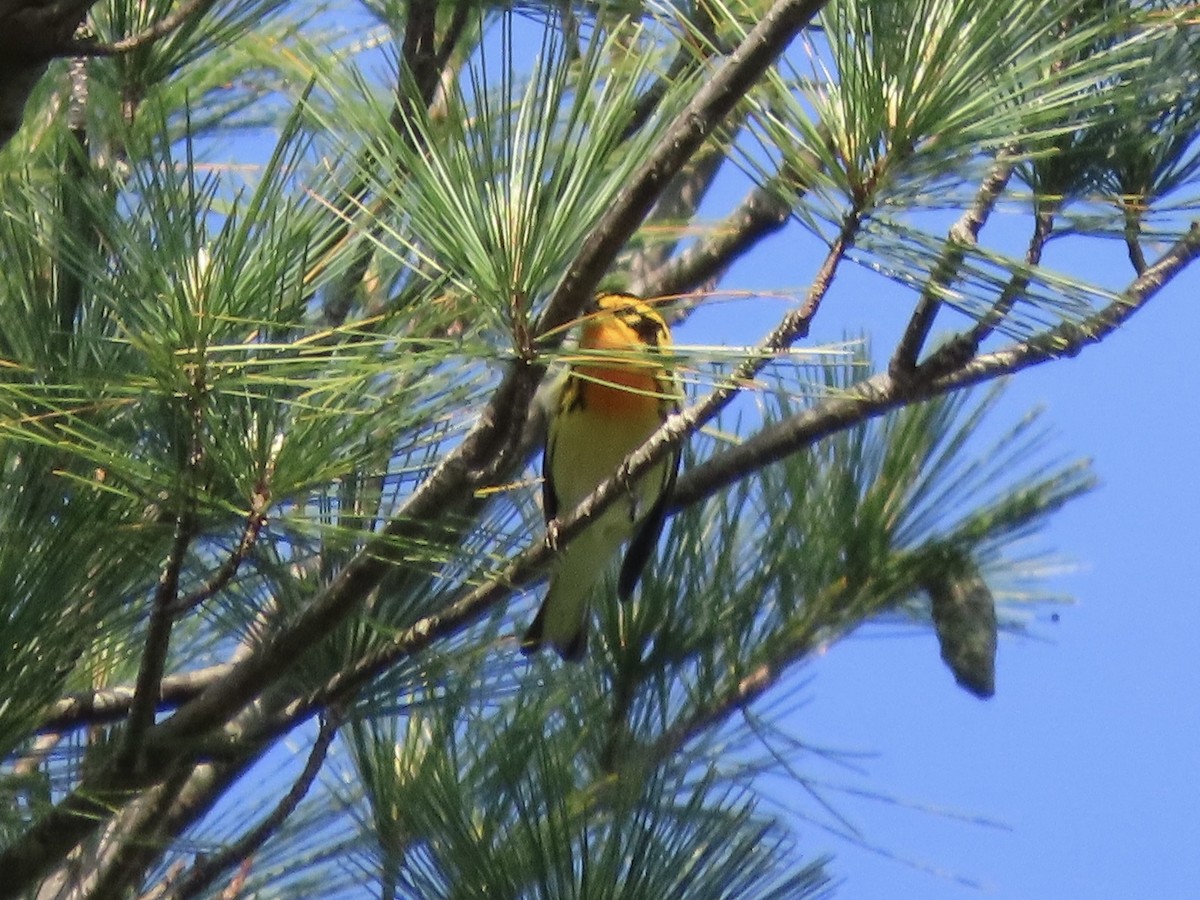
[576, 365, 662, 419]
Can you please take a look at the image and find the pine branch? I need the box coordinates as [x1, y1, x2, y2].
[537, 0, 834, 337]
[39, 664, 235, 735]
[144, 0, 835, 752]
[673, 219, 1200, 511]
[321, 0, 471, 326]
[65, 0, 219, 56]
[1122, 201, 1149, 275]
[889, 148, 1018, 376]
[627, 147, 728, 293]
[165, 714, 340, 900]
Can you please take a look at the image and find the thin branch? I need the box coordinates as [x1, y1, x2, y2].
[889, 149, 1018, 377]
[322, 0, 465, 326]
[635, 136, 828, 301]
[620, 4, 719, 143]
[62, 0, 218, 57]
[169, 482, 270, 618]
[9, 732, 61, 778]
[55, 56, 89, 352]
[117, 511, 193, 773]
[636, 178, 795, 302]
[628, 148, 728, 290]
[960, 201, 1056, 350]
[167, 714, 341, 900]
[652, 658, 782, 763]
[673, 220, 1200, 511]
[432, 0, 472, 82]
[1123, 200, 1149, 275]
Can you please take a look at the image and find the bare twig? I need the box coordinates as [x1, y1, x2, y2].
[635, 137, 828, 301]
[636, 178, 795, 302]
[889, 149, 1018, 377]
[620, 2, 719, 143]
[960, 201, 1056, 350]
[167, 714, 341, 900]
[1123, 200, 1149, 275]
[169, 481, 270, 618]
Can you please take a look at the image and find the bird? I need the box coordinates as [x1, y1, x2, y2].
[520, 292, 681, 661]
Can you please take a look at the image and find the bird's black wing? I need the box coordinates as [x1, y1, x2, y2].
[617, 441, 680, 602]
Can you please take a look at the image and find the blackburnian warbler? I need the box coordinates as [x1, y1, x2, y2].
[520, 293, 681, 661]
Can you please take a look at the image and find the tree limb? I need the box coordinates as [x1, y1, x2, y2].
[889, 149, 1018, 376]
[39, 664, 235, 735]
[165, 714, 340, 900]
[673, 220, 1200, 511]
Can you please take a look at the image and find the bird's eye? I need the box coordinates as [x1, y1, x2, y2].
[631, 314, 663, 344]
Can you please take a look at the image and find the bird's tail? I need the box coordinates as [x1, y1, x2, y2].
[520, 527, 619, 662]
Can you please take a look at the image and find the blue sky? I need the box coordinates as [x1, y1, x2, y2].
[675, 207, 1200, 897]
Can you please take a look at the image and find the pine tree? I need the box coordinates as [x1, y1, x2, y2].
[0, 0, 1194, 896]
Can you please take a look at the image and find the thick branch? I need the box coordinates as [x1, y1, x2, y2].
[38, 664, 235, 735]
[156, 0, 833, 747]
